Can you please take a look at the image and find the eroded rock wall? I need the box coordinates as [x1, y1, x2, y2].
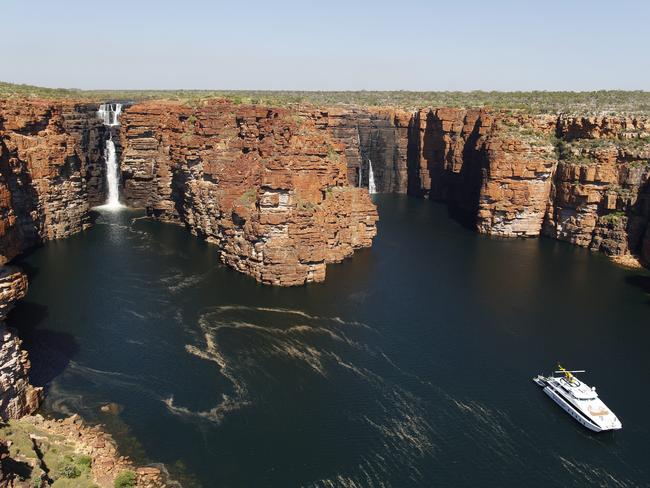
[120, 101, 378, 285]
[544, 116, 650, 262]
[314, 107, 412, 193]
[0, 99, 104, 261]
[0, 99, 105, 420]
[0, 267, 42, 420]
[367, 107, 650, 264]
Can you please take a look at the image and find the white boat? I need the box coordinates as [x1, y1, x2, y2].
[533, 364, 622, 432]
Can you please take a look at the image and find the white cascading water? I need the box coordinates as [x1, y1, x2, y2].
[97, 103, 123, 209]
[97, 103, 122, 126]
[368, 159, 377, 194]
[104, 136, 120, 207]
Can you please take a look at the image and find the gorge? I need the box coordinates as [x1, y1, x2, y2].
[1, 91, 650, 487]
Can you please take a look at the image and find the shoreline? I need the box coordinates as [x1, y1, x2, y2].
[1, 413, 171, 487]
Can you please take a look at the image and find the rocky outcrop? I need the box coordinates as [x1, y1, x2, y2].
[476, 114, 559, 237]
[544, 116, 650, 262]
[120, 100, 378, 285]
[1, 414, 169, 487]
[0, 267, 41, 420]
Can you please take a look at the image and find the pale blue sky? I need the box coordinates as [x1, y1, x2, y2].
[2, 0, 649, 90]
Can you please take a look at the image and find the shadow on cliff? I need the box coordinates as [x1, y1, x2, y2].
[625, 178, 650, 269]
[0, 138, 45, 256]
[405, 110, 482, 232]
[6, 300, 80, 389]
[0, 440, 33, 481]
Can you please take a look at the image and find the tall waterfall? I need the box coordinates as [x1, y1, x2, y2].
[368, 159, 377, 194]
[104, 136, 120, 207]
[97, 103, 123, 209]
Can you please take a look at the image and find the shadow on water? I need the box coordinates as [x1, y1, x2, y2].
[7, 300, 79, 389]
[625, 274, 650, 304]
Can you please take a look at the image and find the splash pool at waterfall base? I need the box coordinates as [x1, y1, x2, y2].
[8, 195, 650, 488]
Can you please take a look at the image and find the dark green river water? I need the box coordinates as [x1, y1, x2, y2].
[8, 195, 650, 487]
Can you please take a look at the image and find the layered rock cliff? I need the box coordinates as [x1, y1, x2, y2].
[331, 107, 650, 266]
[0, 267, 41, 421]
[0, 99, 104, 261]
[0, 100, 105, 419]
[119, 100, 378, 285]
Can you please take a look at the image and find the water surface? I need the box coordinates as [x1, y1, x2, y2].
[10, 195, 650, 487]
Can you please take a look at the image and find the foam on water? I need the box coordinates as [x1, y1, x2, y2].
[164, 304, 438, 486]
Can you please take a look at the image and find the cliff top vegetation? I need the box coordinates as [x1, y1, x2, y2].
[2, 81, 649, 115]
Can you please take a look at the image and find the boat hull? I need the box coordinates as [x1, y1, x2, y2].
[542, 386, 603, 432]
[532, 376, 621, 432]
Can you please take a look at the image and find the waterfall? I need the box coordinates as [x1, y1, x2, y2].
[368, 159, 377, 194]
[104, 136, 120, 207]
[97, 103, 123, 209]
[97, 103, 122, 126]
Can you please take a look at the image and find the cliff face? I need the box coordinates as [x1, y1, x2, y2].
[0, 99, 104, 264]
[0, 266, 41, 420]
[119, 101, 378, 285]
[0, 100, 105, 419]
[546, 116, 650, 263]
[312, 107, 412, 193]
[339, 107, 650, 265]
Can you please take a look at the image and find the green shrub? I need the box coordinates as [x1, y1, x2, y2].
[58, 462, 81, 478]
[600, 211, 625, 224]
[114, 470, 137, 488]
[77, 455, 92, 470]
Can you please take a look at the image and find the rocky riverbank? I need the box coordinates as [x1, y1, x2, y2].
[1, 414, 168, 487]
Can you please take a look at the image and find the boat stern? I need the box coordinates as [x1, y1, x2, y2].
[533, 375, 546, 387]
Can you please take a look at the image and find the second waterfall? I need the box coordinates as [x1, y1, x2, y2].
[97, 103, 123, 209]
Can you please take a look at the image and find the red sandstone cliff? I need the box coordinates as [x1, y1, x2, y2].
[334, 106, 649, 266]
[0, 99, 105, 419]
[0, 266, 41, 420]
[119, 100, 378, 285]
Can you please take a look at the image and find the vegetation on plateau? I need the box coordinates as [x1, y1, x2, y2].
[113, 470, 137, 488]
[2, 81, 650, 115]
